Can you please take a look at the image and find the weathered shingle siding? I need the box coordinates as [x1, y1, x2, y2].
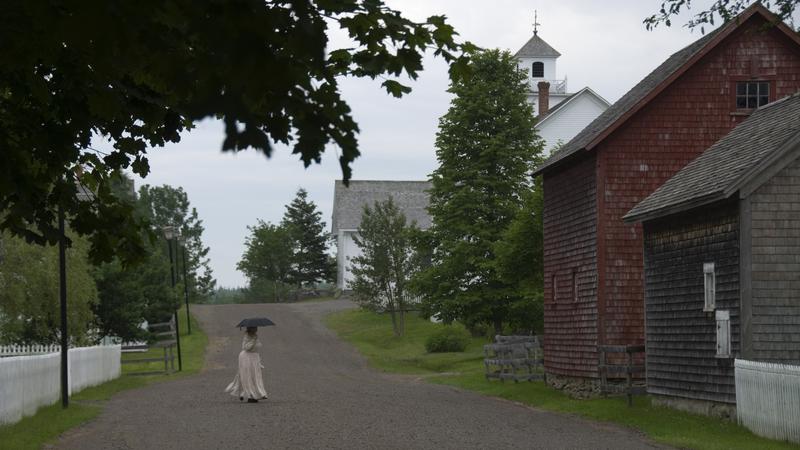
[643, 201, 740, 404]
[749, 157, 800, 364]
[597, 20, 800, 351]
[541, 16, 800, 380]
[543, 155, 599, 378]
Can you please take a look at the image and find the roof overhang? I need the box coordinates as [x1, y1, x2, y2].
[623, 192, 727, 223]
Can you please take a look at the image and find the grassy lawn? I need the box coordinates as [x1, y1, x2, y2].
[0, 306, 207, 450]
[325, 308, 800, 450]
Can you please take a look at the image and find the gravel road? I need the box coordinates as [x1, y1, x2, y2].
[51, 300, 666, 449]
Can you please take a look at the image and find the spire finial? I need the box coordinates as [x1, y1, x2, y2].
[533, 10, 541, 36]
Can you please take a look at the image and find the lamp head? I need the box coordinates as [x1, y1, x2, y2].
[162, 225, 177, 240]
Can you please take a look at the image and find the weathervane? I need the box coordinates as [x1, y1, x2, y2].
[533, 10, 541, 36]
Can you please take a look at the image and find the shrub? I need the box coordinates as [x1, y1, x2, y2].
[425, 326, 470, 353]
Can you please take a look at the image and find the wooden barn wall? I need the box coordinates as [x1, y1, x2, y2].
[747, 157, 800, 364]
[542, 154, 598, 378]
[596, 16, 800, 354]
[643, 201, 740, 404]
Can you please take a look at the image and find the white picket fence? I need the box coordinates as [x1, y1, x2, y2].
[0, 344, 61, 357]
[0, 345, 121, 425]
[735, 359, 800, 444]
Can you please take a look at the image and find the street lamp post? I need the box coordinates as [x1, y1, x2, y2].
[179, 237, 192, 335]
[59, 183, 93, 409]
[163, 226, 183, 372]
[58, 206, 68, 408]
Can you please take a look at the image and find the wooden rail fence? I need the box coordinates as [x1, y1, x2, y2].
[121, 319, 176, 375]
[598, 344, 646, 406]
[484, 335, 544, 382]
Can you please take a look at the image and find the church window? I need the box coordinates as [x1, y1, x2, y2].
[736, 81, 769, 109]
[531, 61, 544, 78]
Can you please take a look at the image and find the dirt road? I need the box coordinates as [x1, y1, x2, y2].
[52, 301, 665, 449]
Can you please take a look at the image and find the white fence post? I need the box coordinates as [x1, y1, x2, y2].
[0, 344, 122, 425]
[735, 359, 800, 444]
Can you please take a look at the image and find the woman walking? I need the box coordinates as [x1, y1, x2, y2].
[225, 326, 268, 403]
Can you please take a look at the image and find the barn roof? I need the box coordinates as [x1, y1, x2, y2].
[534, 4, 800, 175]
[515, 33, 561, 58]
[625, 93, 800, 223]
[331, 180, 432, 234]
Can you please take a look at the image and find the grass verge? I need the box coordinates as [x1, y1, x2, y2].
[325, 308, 800, 450]
[0, 307, 207, 450]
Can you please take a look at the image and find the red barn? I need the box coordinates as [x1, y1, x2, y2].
[533, 4, 800, 392]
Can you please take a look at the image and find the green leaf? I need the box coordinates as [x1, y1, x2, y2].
[381, 79, 412, 98]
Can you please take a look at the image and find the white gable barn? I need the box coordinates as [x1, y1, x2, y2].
[331, 180, 432, 290]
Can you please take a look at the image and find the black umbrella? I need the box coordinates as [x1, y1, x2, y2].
[236, 317, 276, 328]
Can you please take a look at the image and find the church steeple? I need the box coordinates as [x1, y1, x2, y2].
[514, 13, 567, 114]
[514, 13, 560, 84]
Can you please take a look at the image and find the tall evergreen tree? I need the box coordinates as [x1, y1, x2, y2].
[415, 49, 543, 333]
[281, 189, 333, 288]
[138, 185, 217, 300]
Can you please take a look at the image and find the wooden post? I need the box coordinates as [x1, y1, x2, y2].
[600, 347, 608, 398]
[626, 347, 633, 407]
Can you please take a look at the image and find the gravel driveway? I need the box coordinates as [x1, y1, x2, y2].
[52, 301, 666, 449]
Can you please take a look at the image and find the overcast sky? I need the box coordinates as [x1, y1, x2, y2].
[103, 1, 756, 288]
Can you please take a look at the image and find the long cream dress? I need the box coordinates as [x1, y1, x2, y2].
[225, 333, 268, 400]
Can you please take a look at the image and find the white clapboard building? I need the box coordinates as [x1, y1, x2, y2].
[331, 180, 432, 290]
[515, 26, 610, 154]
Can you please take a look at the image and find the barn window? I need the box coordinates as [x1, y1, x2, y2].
[735, 81, 769, 109]
[531, 61, 544, 78]
[716, 310, 731, 358]
[703, 262, 716, 312]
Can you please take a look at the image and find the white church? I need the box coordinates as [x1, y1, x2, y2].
[515, 24, 610, 154]
[331, 21, 609, 290]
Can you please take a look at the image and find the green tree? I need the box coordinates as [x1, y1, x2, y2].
[644, 0, 798, 31]
[0, 1, 473, 266]
[92, 251, 173, 341]
[493, 181, 545, 334]
[138, 185, 216, 301]
[415, 49, 543, 334]
[281, 189, 333, 289]
[0, 231, 97, 345]
[237, 221, 293, 302]
[91, 175, 178, 340]
[350, 198, 419, 337]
